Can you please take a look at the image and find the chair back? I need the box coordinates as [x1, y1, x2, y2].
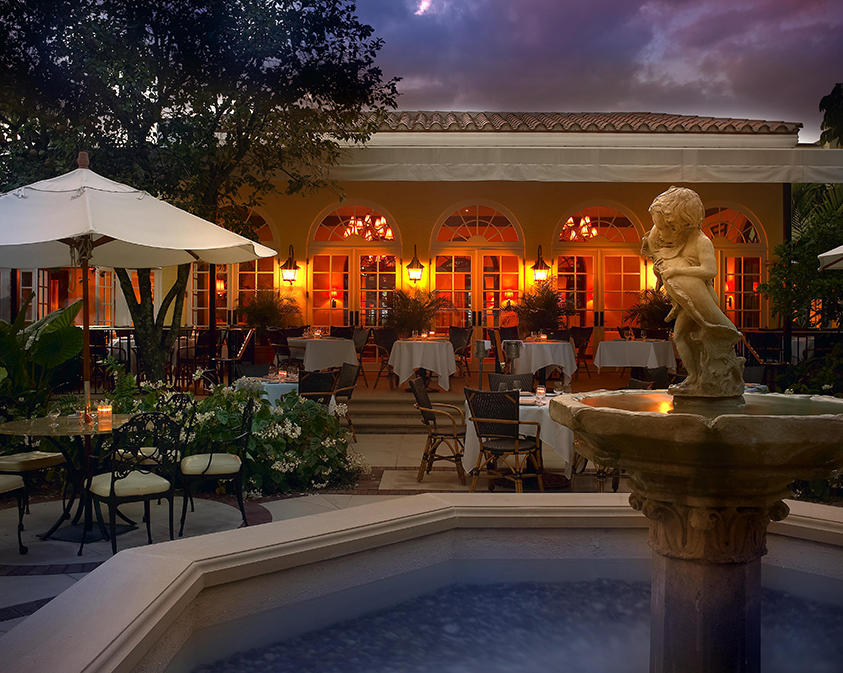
[465, 387, 520, 440]
[330, 326, 355, 340]
[448, 326, 473, 353]
[283, 326, 306, 338]
[109, 412, 181, 478]
[352, 327, 372, 352]
[488, 329, 504, 371]
[570, 325, 593, 349]
[298, 370, 338, 404]
[499, 326, 520, 342]
[647, 328, 671, 341]
[373, 328, 399, 355]
[235, 362, 271, 379]
[409, 377, 435, 425]
[548, 329, 570, 342]
[488, 372, 535, 392]
[334, 362, 359, 400]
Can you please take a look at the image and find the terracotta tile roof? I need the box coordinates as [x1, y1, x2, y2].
[365, 111, 801, 134]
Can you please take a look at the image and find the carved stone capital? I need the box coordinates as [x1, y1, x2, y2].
[629, 494, 789, 563]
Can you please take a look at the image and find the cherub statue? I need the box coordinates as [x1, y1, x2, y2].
[641, 186, 745, 398]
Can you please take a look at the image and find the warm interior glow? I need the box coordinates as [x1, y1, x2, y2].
[215, 278, 226, 293]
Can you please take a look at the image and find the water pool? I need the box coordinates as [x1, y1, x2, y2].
[193, 580, 843, 673]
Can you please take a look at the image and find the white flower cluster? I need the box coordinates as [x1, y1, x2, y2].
[785, 388, 794, 394]
[192, 367, 205, 382]
[322, 437, 340, 449]
[271, 454, 302, 473]
[238, 378, 264, 392]
[194, 411, 216, 426]
[280, 418, 302, 439]
[345, 449, 371, 475]
[331, 402, 348, 418]
[823, 384, 833, 391]
[245, 489, 263, 500]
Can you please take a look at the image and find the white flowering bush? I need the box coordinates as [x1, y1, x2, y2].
[108, 364, 365, 495]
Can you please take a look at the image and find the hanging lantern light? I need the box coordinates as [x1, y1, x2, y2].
[531, 245, 550, 282]
[407, 244, 425, 283]
[280, 245, 300, 284]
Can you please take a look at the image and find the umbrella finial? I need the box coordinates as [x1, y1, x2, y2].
[77, 151, 89, 169]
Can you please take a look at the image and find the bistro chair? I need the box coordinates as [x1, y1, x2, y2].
[488, 372, 535, 392]
[499, 326, 520, 342]
[333, 362, 360, 441]
[298, 370, 339, 405]
[330, 325, 355, 340]
[464, 387, 543, 493]
[487, 329, 506, 373]
[82, 412, 181, 555]
[409, 377, 466, 485]
[0, 474, 28, 554]
[449, 326, 474, 377]
[216, 328, 255, 384]
[179, 398, 256, 537]
[372, 328, 399, 390]
[283, 326, 306, 339]
[570, 326, 593, 378]
[352, 327, 373, 386]
[0, 446, 66, 515]
[267, 327, 291, 367]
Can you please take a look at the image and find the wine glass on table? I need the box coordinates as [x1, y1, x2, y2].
[536, 386, 546, 406]
[47, 405, 61, 428]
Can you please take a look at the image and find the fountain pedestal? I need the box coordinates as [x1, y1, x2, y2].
[549, 390, 843, 673]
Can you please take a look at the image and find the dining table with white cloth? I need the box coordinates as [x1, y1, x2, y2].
[509, 340, 578, 383]
[388, 339, 457, 391]
[593, 339, 677, 372]
[287, 337, 357, 372]
[235, 377, 298, 406]
[463, 394, 574, 478]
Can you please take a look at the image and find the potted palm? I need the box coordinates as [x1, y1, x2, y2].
[236, 291, 302, 362]
[385, 289, 453, 338]
[624, 288, 674, 335]
[513, 282, 576, 336]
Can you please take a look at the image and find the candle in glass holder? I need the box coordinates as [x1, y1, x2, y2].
[97, 402, 112, 420]
[540, 333, 548, 341]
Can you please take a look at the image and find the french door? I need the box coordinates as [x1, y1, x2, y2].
[310, 250, 397, 328]
[433, 251, 521, 334]
[557, 250, 644, 343]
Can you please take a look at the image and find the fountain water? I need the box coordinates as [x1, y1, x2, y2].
[550, 187, 843, 673]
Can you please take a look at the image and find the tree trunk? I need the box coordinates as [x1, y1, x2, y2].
[114, 264, 191, 383]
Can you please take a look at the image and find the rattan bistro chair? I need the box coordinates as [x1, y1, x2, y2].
[570, 325, 593, 378]
[449, 326, 474, 377]
[373, 328, 399, 389]
[83, 412, 181, 555]
[352, 327, 373, 387]
[488, 372, 535, 392]
[298, 370, 339, 405]
[179, 398, 256, 537]
[464, 387, 544, 493]
[333, 362, 360, 441]
[409, 377, 466, 485]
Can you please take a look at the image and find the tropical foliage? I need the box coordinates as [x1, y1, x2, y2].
[624, 288, 674, 331]
[385, 290, 453, 337]
[513, 282, 576, 335]
[236, 291, 301, 343]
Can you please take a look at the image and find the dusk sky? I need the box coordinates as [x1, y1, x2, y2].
[354, 0, 843, 143]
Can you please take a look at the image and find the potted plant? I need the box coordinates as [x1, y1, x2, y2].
[385, 289, 453, 338]
[236, 291, 301, 362]
[624, 288, 674, 334]
[513, 282, 576, 336]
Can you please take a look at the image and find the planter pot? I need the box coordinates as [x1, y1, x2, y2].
[254, 344, 275, 364]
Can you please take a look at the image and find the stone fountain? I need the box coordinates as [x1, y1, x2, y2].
[550, 186, 843, 673]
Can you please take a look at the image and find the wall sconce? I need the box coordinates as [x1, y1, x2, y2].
[531, 245, 550, 282]
[330, 288, 338, 308]
[215, 278, 226, 295]
[280, 245, 300, 284]
[503, 290, 516, 310]
[407, 244, 424, 283]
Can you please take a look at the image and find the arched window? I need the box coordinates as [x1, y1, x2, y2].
[309, 203, 400, 328]
[431, 203, 523, 330]
[702, 206, 766, 329]
[553, 204, 644, 336]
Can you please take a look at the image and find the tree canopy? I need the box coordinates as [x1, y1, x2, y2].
[0, 0, 398, 381]
[820, 82, 843, 148]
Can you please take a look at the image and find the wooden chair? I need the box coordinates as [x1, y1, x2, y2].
[216, 328, 255, 384]
[352, 327, 373, 387]
[570, 326, 593, 377]
[298, 370, 339, 405]
[449, 326, 474, 377]
[372, 328, 399, 389]
[330, 325, 355, 339]
[0, 475, 28, 554]
[499, 326, 520, 342]
[332, 362, 360, 441]
[82, 412, 181, 555]
[179, 398, 256, 537]
[409, 377, 466, 485]
[464, 387, 543, 493]
[488, 372, 535, 392]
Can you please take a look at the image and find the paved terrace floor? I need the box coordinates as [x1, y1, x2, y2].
[0, 368, 634, 637]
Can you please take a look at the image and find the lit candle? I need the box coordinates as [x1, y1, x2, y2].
[97, 402, 112, 419]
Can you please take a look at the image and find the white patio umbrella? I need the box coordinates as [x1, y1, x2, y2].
[0, 152, 277, 410]
[818, 244, 843, 271]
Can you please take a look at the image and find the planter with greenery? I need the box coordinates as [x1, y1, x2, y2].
[513, 282, 576, 336]
[237, 291, 301, 344]
[385, 290, 453, 338]
[624, 288, 674, 332]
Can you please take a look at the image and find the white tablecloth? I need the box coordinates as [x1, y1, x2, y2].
[235, 378, 298, 406]
[510, 340, 578, 383]
[464, 396, 574, 478]
[288, 338, 357, 371]
[389, 340, 457, 391]
[594, 340, 676, 372]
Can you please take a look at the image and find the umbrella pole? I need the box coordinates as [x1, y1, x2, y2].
[81, 255, 91, 418]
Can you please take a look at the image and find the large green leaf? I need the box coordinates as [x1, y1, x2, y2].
[30, 327, 84, 369]
[23, 300, 82, 351]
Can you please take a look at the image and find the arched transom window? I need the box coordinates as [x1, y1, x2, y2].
[437, 205, 519, 243]
[315, 205, 394, 242]
[702, 207, 760, 244]
[558, 205, 639, 243]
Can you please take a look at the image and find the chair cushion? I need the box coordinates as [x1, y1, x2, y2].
[0, 451, 65, 472]
[481, 437, 539, 454]
[114, 446, 172, 465]
[89, 471, 172, 498]
[0, 474, 25, 494]
[181, 453, 242, 476]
